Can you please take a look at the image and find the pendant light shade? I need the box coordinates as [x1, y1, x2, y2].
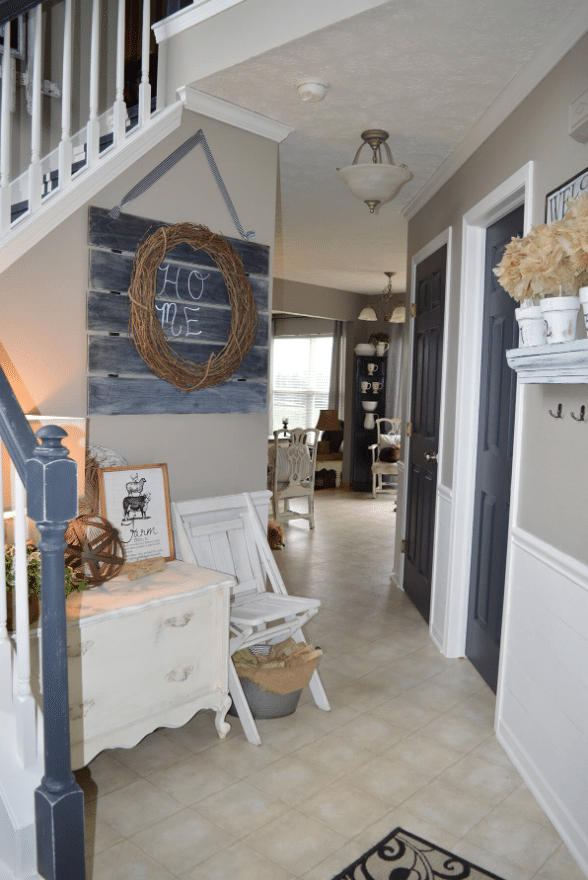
[337, 130, 411, 213]
[358, 304, 378, 321]
[357, 272, 406, 323]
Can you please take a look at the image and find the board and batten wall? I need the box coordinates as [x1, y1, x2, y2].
[0, 111, 278, 501]
[403, 31, 588, 874]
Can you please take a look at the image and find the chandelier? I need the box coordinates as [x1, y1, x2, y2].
[337, 130, 412, 213]
[358, 272, 406, 323]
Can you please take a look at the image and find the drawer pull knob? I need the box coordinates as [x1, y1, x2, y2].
[164, 612, 194, 628]
[67, 640, 94, 658]
[70, 700, 95, 720]
[165, 665, 194, 683]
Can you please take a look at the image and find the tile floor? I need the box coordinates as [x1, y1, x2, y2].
[77, 489, 584, 880]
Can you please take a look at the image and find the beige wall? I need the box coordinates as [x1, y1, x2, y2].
[406, 31, 588, 560]
[0, 110, 278, 502]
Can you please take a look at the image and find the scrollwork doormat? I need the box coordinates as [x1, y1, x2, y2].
[330, 827, 507, 880]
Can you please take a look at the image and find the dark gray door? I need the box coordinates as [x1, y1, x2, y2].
[404, 246, 446, 623]
[466, 205, 523, 692]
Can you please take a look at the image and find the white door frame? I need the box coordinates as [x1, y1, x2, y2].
[392, 227, 452, 644]
[442, 161, 534, 657]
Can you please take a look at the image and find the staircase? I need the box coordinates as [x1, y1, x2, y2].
[0, 0, 184, 276]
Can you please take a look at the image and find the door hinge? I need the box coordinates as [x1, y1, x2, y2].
[406, 422, 412, 437]
[401, 539, 406, 554]
[411, 303, 417, 319]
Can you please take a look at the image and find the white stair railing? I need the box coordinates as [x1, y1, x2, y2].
[1, 0, 165, 256]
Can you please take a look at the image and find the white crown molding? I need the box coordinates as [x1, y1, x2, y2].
[178, 87, 293, 142]
[404, 2, 588, 221]
[0, 103, 183, 274]
[153, 0, 247, 43]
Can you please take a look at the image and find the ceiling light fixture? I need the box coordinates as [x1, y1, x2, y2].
[337, 129, 411, 213]
[294, 78, 330, 103]
[358, 272, 406, 323]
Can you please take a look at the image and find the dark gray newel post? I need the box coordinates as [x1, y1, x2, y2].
[27, 425, 86, 880]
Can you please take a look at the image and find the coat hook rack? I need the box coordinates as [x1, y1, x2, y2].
[549, 403, 563, 419]
[571, 405, 586, 422]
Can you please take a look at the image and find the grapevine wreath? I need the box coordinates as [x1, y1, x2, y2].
[127, 223, 258, 391]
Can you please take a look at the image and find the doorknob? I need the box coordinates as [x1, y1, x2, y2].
[424, 452, 438, 462]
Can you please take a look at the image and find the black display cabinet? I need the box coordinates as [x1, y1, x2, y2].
[351, 354, 387, 491]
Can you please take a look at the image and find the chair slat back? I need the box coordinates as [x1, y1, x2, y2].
[172, 491, 272, 599]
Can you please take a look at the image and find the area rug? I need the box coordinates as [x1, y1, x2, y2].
[330, 827, 507, 880]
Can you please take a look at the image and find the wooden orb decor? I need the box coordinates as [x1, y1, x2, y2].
[127, 222, 258, 391]
[65, 515, 125, 587]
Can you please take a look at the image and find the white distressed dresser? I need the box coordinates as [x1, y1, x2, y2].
[30, 560, 235, 769]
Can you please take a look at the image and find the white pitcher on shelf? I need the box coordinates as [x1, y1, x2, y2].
[375, 341, 389, 356]
[363, 411, 378, 429]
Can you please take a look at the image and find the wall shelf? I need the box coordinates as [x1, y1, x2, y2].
[506, 338, 588, 383]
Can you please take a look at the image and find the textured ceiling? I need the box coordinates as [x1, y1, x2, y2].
[191, 0, 581, 299]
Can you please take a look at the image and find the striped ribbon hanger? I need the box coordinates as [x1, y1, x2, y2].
[108, 129, 256, 241]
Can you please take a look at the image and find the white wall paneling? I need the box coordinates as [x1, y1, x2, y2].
[497, 525, 588, 876]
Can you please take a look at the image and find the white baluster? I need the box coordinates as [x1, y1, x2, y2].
[58, 0, 73, 190]
[0, 24, 13, 235]
[113, 0, 127, 145]
[0, 443, 12, 712]
[138, 0, 151, 127]
[13, 470, 36, 768]
[28, 4, 43, 212]
[87, 0, 101, 165]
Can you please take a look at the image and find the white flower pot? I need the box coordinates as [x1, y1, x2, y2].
[579, 287, 588, 335]
[540, 296, 580, 344]
[514, 306, 546, 348]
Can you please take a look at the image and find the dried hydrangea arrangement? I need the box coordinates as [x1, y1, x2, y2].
[494, 193, 588, 302]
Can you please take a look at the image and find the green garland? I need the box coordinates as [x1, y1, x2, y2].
[4, 543, 88, 599]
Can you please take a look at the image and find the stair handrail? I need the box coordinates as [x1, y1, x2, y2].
[0, 365, 86, 880]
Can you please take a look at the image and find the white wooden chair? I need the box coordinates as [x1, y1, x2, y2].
[370, 417, 401, 498]
[171, 490, 330, 745]
[268, 427, 318, 529]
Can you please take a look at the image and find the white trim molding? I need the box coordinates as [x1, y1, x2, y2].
[444, 162, 534, 658]
[391, 458, 405, 589]
[403, 3, 588, 221]
[178, 87, 294, 142]
[153, 0, 247, 43]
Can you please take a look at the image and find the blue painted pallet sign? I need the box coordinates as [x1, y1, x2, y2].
[87, 206, 270, 415]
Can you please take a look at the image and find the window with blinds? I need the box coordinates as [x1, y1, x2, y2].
[271, 336, 333, 433]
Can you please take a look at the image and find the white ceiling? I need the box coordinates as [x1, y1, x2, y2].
[187, 0, 583, 299]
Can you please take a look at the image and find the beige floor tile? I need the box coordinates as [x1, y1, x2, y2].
[534, 842, 587, 880]
[147, 753, 240, 805]
[192, 779, 289, 837]
[347, 755, 432, 806]
[501, 783, 557, 829]
[384, 732, 462, 776]
[297, 839, 370, 880]
[131, 807, 235, 875]
[243, 809, 347, 876]
[186, 840, 296, 880]
[450, 689, 497, 729]
[401, 778, 494, 837]
[203, 733, 282, 778]
[292, 731, 373, 777]
[253, 711, 326, 753]
[439, 752, 522, 805]
[364, 807, 460, 853]
[417, 712, 493, 754]
[246, 754, 337, 806]
[295, 699, 360, 733]
[159, 708, 241, 753]
[464, 805, 563, 872]
[91, 839, 176, 880]
[108, 729, 194, 776]
[452, 839, 534, 880]
[85, 811, 124, 856]
[96, 778, 184, 838]
[297, 778, 391, 837]
[334, 712, 408, 753]
[470, 734, 515, 769]
[83, 751, 141, 799]
[370, 692, 442, 731]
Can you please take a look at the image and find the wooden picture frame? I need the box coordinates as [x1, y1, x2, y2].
[98, 463, 175, 563]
